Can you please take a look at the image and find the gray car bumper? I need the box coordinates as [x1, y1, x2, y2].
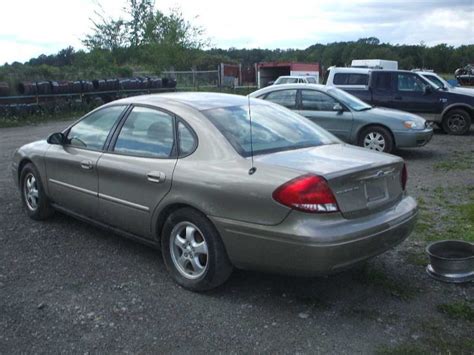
[210, 196, 417, 276]
[395, 128, 434, 148]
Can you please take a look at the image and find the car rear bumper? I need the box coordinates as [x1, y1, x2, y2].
[395, 128, 434, 148]
[210, 196, 417, 276]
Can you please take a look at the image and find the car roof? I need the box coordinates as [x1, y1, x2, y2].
[277, 75, 315, 78]
[329, 67, 371, 73]
[249, 83, 331, 97]
[111, 92, 262, 111]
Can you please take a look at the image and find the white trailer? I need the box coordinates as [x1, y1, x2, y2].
[351, 59, 398, 70]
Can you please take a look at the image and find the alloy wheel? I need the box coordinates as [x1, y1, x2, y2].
[170, 221, 209, 279]
[447, 114, 466, 133]
[24, 173, 39, 211]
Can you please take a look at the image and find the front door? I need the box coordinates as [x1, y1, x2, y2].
[45, 105, 127, 217]
[97, 106, 178, 238]
[394, 72, 440, 114]
[296, 89, 354, 141]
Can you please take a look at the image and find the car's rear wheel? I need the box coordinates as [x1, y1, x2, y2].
[442, 109, 471, 135]
[20, 163, 54, 220]
[161, 208, 233, 291]
[358, 126, 394, 153]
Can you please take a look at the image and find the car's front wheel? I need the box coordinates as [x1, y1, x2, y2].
[20, 163, 54, 220]
[358, 126, 394, 153]
[442, 109, 471, 135]
[161, 208, 233, 291]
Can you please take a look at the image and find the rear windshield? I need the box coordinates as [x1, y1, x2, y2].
[203, 104, 339, 157]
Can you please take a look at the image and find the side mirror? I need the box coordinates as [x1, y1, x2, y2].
[333, 103, 344, 112]
[47, 132, 65, 145]
[423, 85, 433, 95]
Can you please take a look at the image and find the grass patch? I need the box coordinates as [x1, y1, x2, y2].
[0, 111, 85, 128]
[433, 151, 474, 171]
[377, 320, 474, 354]
[413, 188, 474, 243]
[437, 301, 474, 322]
[355, 266, 416, 300]
[405, 251, 427, 266]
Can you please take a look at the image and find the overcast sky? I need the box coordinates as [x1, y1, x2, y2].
[0, 0, 473, 64]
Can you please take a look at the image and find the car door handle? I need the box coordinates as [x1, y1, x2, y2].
[80, 160, 93, 170]
[147, 171, 166, 183]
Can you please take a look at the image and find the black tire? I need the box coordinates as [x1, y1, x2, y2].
[19, 163, 54, 220]
[442, 109, 471, 135]
[358, 126, 394, 153]
[161, 208, 233, 291]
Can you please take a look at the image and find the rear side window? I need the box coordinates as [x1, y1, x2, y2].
[263, 89, 297, 109]
[333, 73, 368, 85]
[373, 72, 392, 90]
[178, 122, 196, 156]
[301, 90, 338, 111]
[67, 106, 126, 150]
[113, 106, 175, 158]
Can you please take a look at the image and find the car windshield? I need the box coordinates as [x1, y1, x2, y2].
[326, 88, 372, 111]
[306, 77, 317, 83]
[203, 104, 339, 157]
[422, 74, 452, 89]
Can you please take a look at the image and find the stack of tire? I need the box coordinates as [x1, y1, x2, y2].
[0, 82, 9, 96]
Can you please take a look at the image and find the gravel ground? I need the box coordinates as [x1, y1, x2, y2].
[0, 120, 473, 354]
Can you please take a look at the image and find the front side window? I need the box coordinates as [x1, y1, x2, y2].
[263, 89, 297, 109]
[67, 105, 126, 150]
[301, 90, 338, 111]
[398, 73, 425, 92]
[203, 103, 338, 157]
[113, 106, 174, 158]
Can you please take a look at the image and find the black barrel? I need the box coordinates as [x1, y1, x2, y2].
[0, 82, 10, 96]
[93, 79, 119, 91]
[147, 77, 163, 89]
[36, 81, 53, 95]
[51, 81, 74, 94]
[18, 81, 38, 95]
[162, 78, 177, 89]
[119, 77, 143, 91]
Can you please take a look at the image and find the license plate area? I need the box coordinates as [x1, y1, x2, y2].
[365, 178, 388, 203]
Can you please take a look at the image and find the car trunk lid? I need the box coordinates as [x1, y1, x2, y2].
[254, 144, 404, 218]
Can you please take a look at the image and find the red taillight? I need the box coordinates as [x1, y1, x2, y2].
[401, 163, 408, 191]
[272, 174, 339, 213]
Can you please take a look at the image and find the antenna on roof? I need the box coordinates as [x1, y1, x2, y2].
[247, 95, 256, 175]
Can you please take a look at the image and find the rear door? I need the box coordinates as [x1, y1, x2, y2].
[45, 105, 127, 217]
[370, 71, 396, 108]
[296, 89, 353, 141]
[97, 105, 180, 238]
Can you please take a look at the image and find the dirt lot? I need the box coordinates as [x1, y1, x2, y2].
[0, 120, 473, 354]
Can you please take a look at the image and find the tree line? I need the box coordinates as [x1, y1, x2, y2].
[1, 0, 473, 85]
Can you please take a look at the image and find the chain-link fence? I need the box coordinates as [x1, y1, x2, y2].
[162, 69, 220, 89]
